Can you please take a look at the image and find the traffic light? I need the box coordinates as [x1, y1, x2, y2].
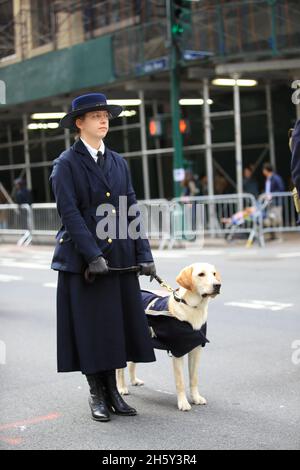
[171, 0, 192, 41]
[179, 119, 190, 134]
[149, 119, 162, 137]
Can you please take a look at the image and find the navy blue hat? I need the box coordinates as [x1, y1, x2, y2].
[60, 93, 123, 129]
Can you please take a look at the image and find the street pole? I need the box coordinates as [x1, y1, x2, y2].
[167, 0, 184, 198]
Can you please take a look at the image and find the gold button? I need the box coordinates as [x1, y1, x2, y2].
[59, 238, 64, 244]
[112, 209, 116, 214]
[107, 238, 112, 244]
[106, 192, 110, 197]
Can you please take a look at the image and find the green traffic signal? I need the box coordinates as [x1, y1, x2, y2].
[172, 24, 184, 35]
[171, 0, 192, 38]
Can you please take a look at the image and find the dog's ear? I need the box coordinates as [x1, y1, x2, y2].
[215, 271, 222, 283]
[176, 266, 194, 290]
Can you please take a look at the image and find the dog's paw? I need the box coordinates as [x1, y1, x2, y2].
[131, 378, 144, 387]
[177, 396, 192, 411]
[118, 386, 129, 395]
[191, 393, 207, 405]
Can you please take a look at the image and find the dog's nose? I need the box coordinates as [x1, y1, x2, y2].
[213, 283, 221, 293]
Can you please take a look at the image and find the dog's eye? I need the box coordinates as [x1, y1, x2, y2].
[213, 272, 217, 276]
[198, 273, 205, 277]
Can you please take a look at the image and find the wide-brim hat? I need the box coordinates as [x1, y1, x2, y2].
[59, 92, 123, 130]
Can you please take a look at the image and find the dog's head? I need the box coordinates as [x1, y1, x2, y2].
[176, 263, 221, 299]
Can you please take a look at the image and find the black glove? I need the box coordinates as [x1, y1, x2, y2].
[88, 256, 109, 275]
[138, 262, 156, 278]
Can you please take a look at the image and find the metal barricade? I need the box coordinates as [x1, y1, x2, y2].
[0, 204, 33, 246]
[30, 203, 60, 236]
[171, 193, 264, 247]
[258, 192, 300, 234]
[138, 199, 170, 250]
[0, 193, 299, 247]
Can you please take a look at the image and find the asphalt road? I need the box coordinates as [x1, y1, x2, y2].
[0, 241, 299, 450]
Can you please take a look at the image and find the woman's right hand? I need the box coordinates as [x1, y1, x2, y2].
[88, 256, 109, 275]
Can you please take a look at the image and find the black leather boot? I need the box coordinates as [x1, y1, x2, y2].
[85, 374, 110, 422]
[102, 369, 137, 416]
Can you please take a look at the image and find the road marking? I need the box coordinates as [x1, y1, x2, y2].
[152, 249, 224, 257]
[0, 260, 49, 270]
[0, 436, 24, 445]
[0, 412, 61, 431]
[152, 251, 185, 258]
[0, 274, 23, 282]
[225, 300, 293, 311]
[43, 283, 56, 288]
[155, 389, 175, 395]
[186, 250, 224, 256]
[277, 252, 300, 259]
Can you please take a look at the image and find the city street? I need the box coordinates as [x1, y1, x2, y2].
[0, 241, 299, 450]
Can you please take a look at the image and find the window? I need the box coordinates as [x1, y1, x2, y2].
[0, 0, 15, 59]
[31, 0, 52, 48]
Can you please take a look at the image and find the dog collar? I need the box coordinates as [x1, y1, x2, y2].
[173, 290, 198, 308]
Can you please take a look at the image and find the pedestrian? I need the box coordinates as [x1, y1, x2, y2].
[180, 169, 200, 197]
[243, 166, 259, 198]
[49, 93, 156, 423]
[262, 162, 285, 239]
[262, 162, 285, 194]
[13, 178, 32, 205]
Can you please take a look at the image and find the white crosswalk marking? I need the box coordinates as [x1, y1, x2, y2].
[277, 252, 300, 259]
[225, 300, 293, 311]
[0, 274, 23, 282]
[0, 260, 49, 270]
[43, 283, 57, 288]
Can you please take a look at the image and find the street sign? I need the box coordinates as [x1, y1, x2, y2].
[183, 50, 214, 61]
[136, 57, 169, 75]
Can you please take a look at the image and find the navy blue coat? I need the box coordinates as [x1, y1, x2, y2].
[292, 119, 300, 195]
[49, 139, 156, 373]
[49, 138, 153, 273]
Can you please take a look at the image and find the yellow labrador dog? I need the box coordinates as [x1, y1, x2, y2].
[116, 263, 221, 411]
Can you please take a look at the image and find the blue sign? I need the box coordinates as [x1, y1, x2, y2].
[183, 50, 214, 61]
[136, 57, 169, 75]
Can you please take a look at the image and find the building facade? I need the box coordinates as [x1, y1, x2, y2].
[0, 0, 300, 202]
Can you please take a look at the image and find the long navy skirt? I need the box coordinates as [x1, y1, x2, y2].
[56, 271, 156, 374]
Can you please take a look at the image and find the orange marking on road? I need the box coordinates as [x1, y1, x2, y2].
[0, 437, 24, 445]
[0, 412, 61, 431]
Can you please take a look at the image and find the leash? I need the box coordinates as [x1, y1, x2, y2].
[84, 266, 194, 307]
[150, 274, 193, 307]
[84, 265, 141, 284]
[150, 274, 174, 293]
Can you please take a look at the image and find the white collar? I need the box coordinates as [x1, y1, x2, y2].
[80, 137, 105, 161]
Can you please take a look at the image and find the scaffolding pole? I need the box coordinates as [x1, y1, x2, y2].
[138, 90, 150, 199]
[233, 75, 243, 207]
[152, 100, 164, 198]
[22, 113, 32, 190]
[265, 82, 276, 171]
[202, 78, 217, 231]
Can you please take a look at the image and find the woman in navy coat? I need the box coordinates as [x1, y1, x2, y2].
[49, 93, 156, 422]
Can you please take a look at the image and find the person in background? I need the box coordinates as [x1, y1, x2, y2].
[199, 174, 208, 196]
[262, 163, 285, 194]
[181, 169, 200, 197]
[13, 178, 32, 205]
[243, 166, 259, 198]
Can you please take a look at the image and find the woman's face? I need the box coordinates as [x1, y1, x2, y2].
[76, 110, 110, 140]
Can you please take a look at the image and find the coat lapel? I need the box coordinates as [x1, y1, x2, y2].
[72, 138, 111, 189]
[103, 147, 120, 191]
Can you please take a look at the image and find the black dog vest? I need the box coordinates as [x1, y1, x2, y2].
[141, 290, 209, 358]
